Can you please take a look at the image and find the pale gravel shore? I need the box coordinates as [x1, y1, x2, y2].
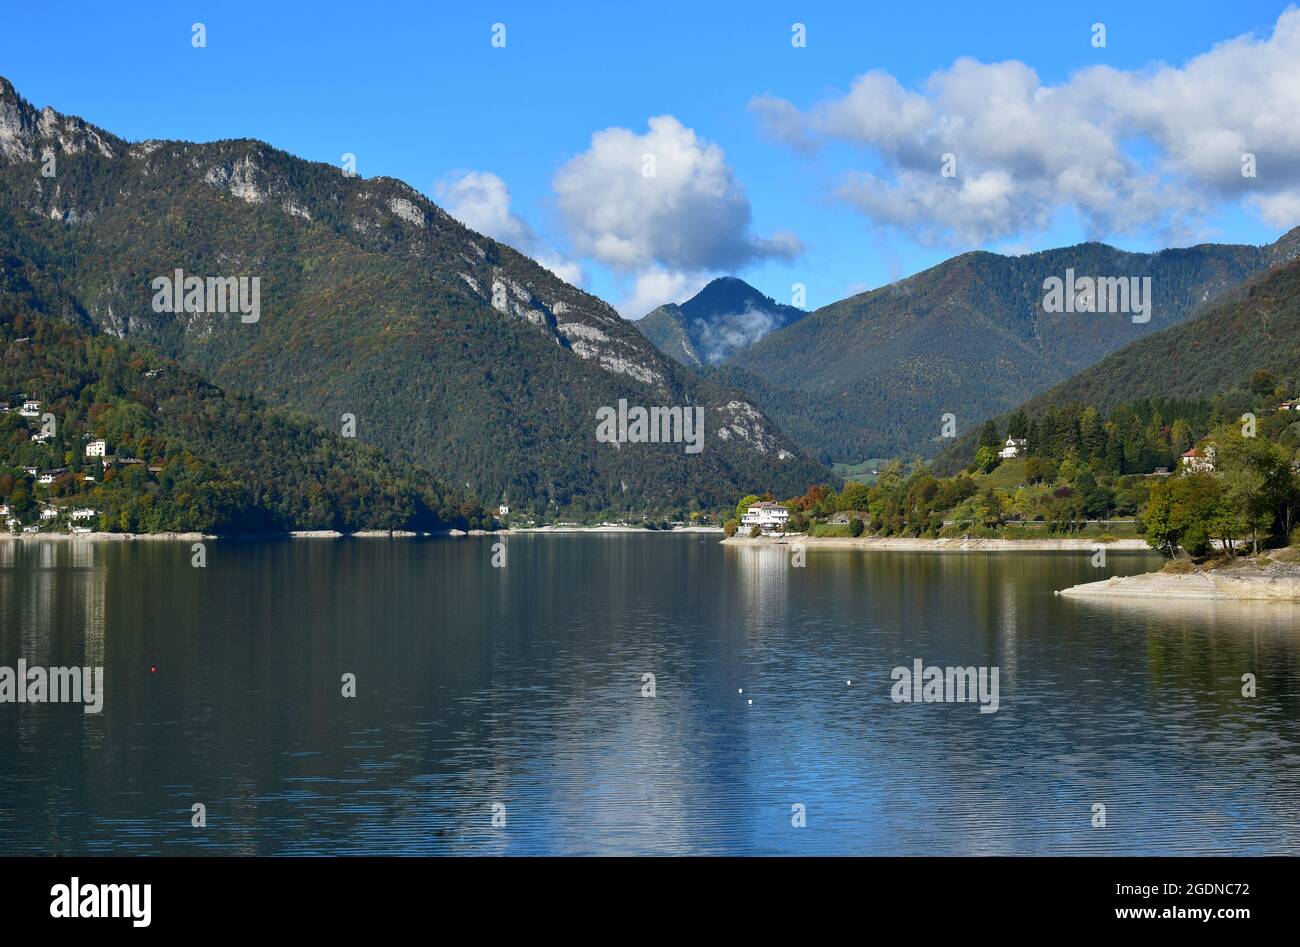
[1059, 565, 1300, 602]
[721, 535, 1153, 552]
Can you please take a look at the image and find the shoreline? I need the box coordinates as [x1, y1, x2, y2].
[500, 525, 723, 534]
[720, 535, 1155, 552]
[0, 525, 725, 542]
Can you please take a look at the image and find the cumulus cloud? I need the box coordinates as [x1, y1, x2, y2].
[553, 115, 803, 273]
[750, 9, 1300, 244]
[434, 170, 583, 286]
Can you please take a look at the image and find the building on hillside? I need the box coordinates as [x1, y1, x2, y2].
[498, 504, 510, 517]
[1180, 445, 1216, 473]
[998, 437, 1028, 460]
[18, 400, 41, 417]
[1278, 399, 1299, 412]
[70, 508, 98, 521]
[31, 430, 54, 442]
[86, 439, 108, 458]
[40, 507, 59, 520]
[741, 501, 790, 534]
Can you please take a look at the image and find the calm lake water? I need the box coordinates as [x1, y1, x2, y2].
[1, 534, 1298, 855]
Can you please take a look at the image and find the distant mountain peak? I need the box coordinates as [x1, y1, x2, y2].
[636, 276, 807, 367]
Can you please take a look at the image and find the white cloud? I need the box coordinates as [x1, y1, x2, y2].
[1250, 190, 1300, 229]
[616, 268, 708, 319]
[751, 9, 1300, 244]
[553, 115, 803, 273]
[435, 170, 583, 286]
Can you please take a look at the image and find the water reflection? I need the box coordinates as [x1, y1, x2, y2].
[0, 536, 1297, 855]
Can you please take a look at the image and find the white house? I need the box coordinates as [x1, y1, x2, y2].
[18, 400, 41, 417]
[741, 501, 790, 534]
[22, 466, 37, 476]
[37, 472, 55, 485]
[498, 504, 510, 517]
[1278, 399, 1299, 412]
[85, 439, 108, 458]
[39, 507, 58, 520]
[1181, 445, 1216, 473]
[31, 430, 54, 442]
[998, 437, 1028, 460]
[70, 508, 98, 521]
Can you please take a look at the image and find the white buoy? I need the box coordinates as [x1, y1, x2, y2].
[747, 699, 752, 705]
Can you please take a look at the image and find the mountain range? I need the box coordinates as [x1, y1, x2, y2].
[680, 234, 1300, 466]
[0, 76, 824, 515]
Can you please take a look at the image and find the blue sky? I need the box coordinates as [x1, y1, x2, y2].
[2, 1, 1296, 314]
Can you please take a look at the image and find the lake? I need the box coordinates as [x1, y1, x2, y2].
[1, 534, 1298, 855]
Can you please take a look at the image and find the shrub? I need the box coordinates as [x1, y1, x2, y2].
[849, 517, 865, 537]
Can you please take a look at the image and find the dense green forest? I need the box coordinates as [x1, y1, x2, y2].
[729, 371, 1300, 555]
[1, 301, 489, 534]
